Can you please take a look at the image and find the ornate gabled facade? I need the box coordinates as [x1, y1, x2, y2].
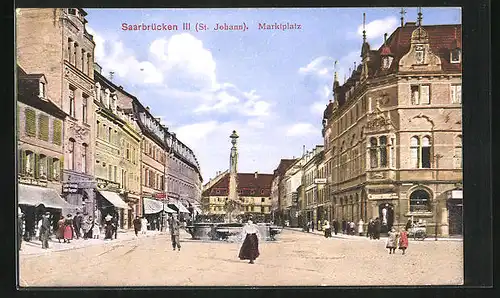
[322, 13, 462, 236]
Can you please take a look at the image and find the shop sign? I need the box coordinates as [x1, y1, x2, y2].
[314, 178, 327, 184]
[96, 178, 120, 190]
[62, 182, 78, 193]
[155, 193, 166, 200]
[19, 176, 48, 187]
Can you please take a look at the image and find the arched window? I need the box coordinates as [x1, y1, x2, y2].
[369, 137, 378, 168]
[409, 189, 431, 212]
[68, 138, 75, 170]
[410, 136, 420, 168]
[82, 143, 88, 174]
[421, 136, 431, 168]
[454, 135, 462, 169]
[379, 136, 388, 167]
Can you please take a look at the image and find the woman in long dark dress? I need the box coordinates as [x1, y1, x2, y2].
[238, 219, 260, 264]
[104, 214, 114, 240]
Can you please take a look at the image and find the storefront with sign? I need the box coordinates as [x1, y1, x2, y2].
[62, 171, 96, 219]
[95, 178, 130, 229]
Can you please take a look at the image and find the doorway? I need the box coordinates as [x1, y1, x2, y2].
[378, 203, 394, 233]
[448, 201, 463, 236]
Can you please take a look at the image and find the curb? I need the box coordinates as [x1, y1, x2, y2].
[19, 232, 166, 257]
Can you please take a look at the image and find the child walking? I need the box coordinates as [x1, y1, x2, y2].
[398, 227, 409, 255]
[386, 227, 398, 254]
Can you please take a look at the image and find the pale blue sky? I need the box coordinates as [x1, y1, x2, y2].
[85, 7, 461, 182]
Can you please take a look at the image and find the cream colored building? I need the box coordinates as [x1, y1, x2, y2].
[322, 20, 462, 236]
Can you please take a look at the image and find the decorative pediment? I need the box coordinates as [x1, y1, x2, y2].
[399, 27, 441, 72]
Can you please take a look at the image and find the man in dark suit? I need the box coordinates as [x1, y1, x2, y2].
[40, 212, 51, 249]
[73, 212, 82, 239]
[168, 213, 181, 251]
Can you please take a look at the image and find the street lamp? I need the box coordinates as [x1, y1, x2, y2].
[162, 131, 176, 232]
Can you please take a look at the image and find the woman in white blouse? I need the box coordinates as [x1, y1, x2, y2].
[238, 219, 261, 264]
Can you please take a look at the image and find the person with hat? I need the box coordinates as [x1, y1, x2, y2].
[168, 213, 181, 251]
[238, 218, 260, 264]
[133, 216, 142, 237]
[56, 215, 65, 243]
[39, 212, 51, 249]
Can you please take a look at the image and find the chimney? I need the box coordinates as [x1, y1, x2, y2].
[146, 106, 150, 112]
[254, 171, 258, 179]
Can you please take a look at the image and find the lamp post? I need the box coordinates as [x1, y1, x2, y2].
[163, 132, 176, 231]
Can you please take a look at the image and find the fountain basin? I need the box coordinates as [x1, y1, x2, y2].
[186, 222, 282, 241]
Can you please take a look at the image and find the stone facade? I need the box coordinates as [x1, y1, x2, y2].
[270, 159, 296, 224]
[300, 146, 324, 227]
[17, 8, 97, 213]
[322, 22, 462, 236]
[17, 68, 66, 196]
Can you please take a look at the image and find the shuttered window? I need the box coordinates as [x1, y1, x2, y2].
[420, 85, 430, 104]
[53, 120, 62, 145]
[38, 114, 49, 141]
[25, 108, 36, 137]
[47, 157, 53, 180]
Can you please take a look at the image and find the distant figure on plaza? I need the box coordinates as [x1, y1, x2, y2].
[386, 227, 398, 254]
[405, 218, 413, 231]
[323, 219, 331, 238]
[82, 216, 91, 239]
[92, 219, 100, 239]
[341, 219, 347, 234]
[63, 214, 74, 243]
[104, 214, 114, 240]
[18, 209, 24, 251]
[317, 220, 322, 232]
[238, 219, 260, 264]
[373, 218, 381, 240]
[56, 215, 65, 243]
[310, 220, 314, 232]
[358, 219, 364, 236]
[398, 228, 409, 255]
[40, 212, 51, 249]
[133, 216, 142, 237]
[73, 212, 83, 239]
[367, 219, 374, 239]
[349, 221, 355, 235]
[112, 213, 119, 239]
[141, 217, 148, 234]
[168, 213, 181, 251]
[331, 218, 338, 235]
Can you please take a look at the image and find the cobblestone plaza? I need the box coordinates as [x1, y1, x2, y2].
[19, 229, 463, 287]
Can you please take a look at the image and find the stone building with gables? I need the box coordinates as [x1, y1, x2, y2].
[17, 8, 97, 214]
[322, 14, 462, 236]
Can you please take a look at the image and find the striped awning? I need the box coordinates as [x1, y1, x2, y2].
[98, 190, 130, 209]
[18, 184, 76, 209]
[143, 198, 176, 214]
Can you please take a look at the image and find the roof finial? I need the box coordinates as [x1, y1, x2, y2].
[384, 33, 388, 44]
[417, 7, 423, 27]
[354, 61, 356, 70]
[400, 8, 406, 27]
[348, 67, 351, 75]
[333, 60, 338, 82]
[362, 13, 366, 42]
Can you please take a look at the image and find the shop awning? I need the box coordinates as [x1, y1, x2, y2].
[98, 190, 130, 209]
[168, 201, 190, 213]
[18, 184, 76, 209]
[143, 198, 176, 214]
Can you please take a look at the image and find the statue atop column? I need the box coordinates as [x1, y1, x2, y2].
[227, 130, 240, 222]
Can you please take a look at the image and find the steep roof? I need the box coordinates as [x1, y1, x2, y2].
[383, 23, 462, 73]
[273, 159, 297, 178]
[202, 173, 274, 197]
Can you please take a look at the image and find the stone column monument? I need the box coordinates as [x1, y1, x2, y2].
[227, 130, 240, 223]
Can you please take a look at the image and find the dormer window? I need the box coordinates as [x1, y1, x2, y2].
[450, 49, 461, 64]
[39, 81, 45, 98]
[68, 8, 77, 15]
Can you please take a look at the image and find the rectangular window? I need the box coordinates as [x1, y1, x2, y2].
[81, 49, 85, 72]
[38, 114, 49, 141]
[69, 139, 75, 171]
[108, 127, 112, 143]
[69, 87, 76, 118]
[53, 120, 62, 145]
[126, 143, 130, 160]
[411, 85, 430, 105]
[96, 121, 100, 138]
[108, 165, 112, 181]
[451, 84, 462, 104]
[82, 94, 88, 124]
[114, 166, 117, 182]
[122, 169, 125, 188]
[421, 146, 431, 168]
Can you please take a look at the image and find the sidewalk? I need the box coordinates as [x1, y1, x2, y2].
[283, 227, 463, 242]
[19, 229, 165, 256]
